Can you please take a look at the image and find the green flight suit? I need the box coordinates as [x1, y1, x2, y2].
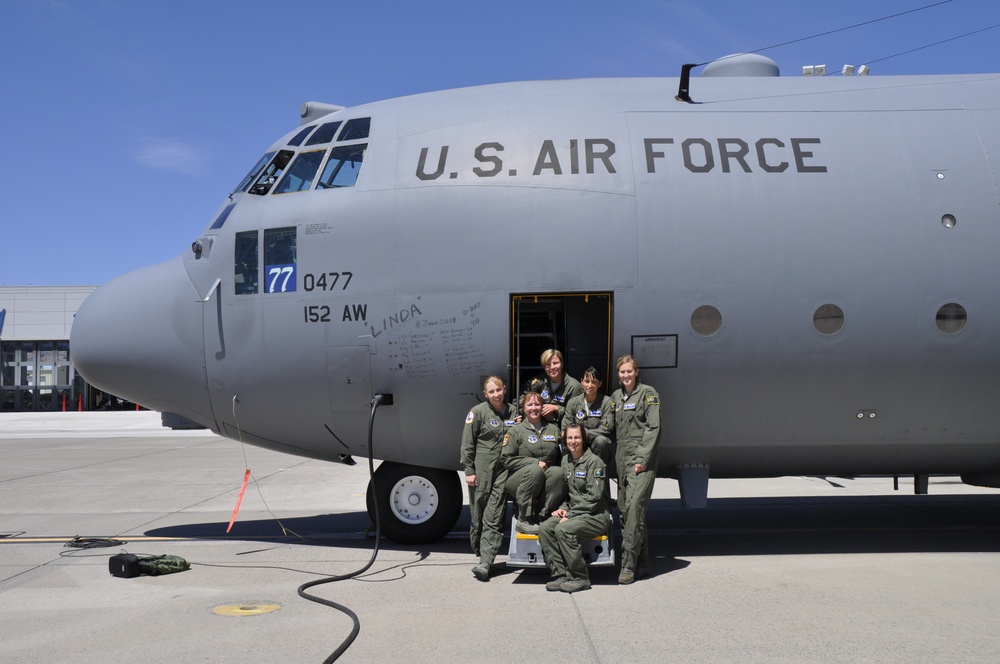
[501, 420, 566, 520]
[561, 393, 615, 466]
[611, 381, 661, 574]
[460, 401, 517, 564]
[538, 448, 611, 583]
[522, 374, 584, 424]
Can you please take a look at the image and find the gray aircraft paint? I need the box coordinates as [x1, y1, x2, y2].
[71, 62, 1000, 541]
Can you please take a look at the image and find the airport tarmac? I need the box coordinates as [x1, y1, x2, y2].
[3, 412, 1000, 663]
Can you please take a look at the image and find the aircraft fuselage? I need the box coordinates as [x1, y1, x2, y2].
[72, 67, 1000, 540]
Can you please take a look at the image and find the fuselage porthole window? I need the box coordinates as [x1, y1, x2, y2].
[273, 149, 327, 194]
[234, 231, 259, 295]
[936, 302, 966, 333]
[287, 125, 316, 146]
[338, 117, 371, 141]
[263, 227, 297, 293]
[691, 305, 722, 337]
[305, 121, 343, 146]
[249, 150, 295, 196]
[317, 144, 367, 189]
[813, 304, 844, 335]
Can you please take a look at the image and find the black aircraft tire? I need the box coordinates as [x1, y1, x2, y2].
[365, 462, 463, 544]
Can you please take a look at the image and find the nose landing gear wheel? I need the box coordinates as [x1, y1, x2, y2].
[366, 462, 462, 544]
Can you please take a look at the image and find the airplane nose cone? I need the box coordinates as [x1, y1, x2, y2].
[71, 256, 213, 425]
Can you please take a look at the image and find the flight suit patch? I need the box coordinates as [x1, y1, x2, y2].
[528, 435, 538, 444]
[576, 409, 586, 420]
[502, 434, 510, 447]
[646, 396, 660, 406]
[543, 435, 556, 442]
[504, 420, 516, 426]
[589, 409, 602, 416]
[541, 389, 550, 399]
[575, 470, 588, 478]
[490, 418, 499, 427]
[624, 403, 637, 410]
[595, 468, 606, 478]
[465, 411, 475, 425]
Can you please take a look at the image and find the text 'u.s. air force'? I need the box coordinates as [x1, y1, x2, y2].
[415, 137, 826, 180]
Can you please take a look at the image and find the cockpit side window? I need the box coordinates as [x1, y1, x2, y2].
[273, 150, 327, 194]
[249, 150, 295, 195]
[338, 117, 370, 141]
[305, 121, 342, 145]
[263, 227, 297, 293]
[287, 125, 316, 146]
[234, 231, 259, 295]
[234, 151, 276, 194]
[317, 144, 366, 189]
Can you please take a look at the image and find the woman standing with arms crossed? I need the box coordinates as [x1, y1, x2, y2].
[524, 349, 583, 425]
[461, 375, 518, 582]
[611, 354, 661, 584]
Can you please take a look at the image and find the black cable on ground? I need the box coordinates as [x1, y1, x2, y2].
[296, 393, 386, 663]
[63, 536, 127, 549]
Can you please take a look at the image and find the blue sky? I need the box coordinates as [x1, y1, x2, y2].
[2, 0, 998, 286]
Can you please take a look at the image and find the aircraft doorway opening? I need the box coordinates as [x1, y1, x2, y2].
[511, 293, 613, 397]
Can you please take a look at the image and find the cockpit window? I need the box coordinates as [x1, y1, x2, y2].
[339, 117, 370, 141]
[263, 227, 297, 293]
[287, 125, 316, 146]
[234, 151, 275, 194]
[273, 150, 327, 194]
[317, 144, 366, 188]
[249, 150, 295, 195]
[306, 121, 342, 145]
[234, 231, 259, 295]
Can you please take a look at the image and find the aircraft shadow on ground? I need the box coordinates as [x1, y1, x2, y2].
[144, 494, 1000, 556]
[650, 493, 1000, 557]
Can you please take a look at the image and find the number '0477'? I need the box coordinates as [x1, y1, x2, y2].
[303, 272, 353, 291]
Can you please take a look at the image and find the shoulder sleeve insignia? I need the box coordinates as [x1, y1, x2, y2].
[465, 411, 475, 425]
[646, 396, 660, 406]
[595, 468, 606, 478]
[502, 434, 510, 446]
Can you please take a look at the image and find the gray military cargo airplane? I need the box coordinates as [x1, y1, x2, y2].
[70, 54, 1000, 543]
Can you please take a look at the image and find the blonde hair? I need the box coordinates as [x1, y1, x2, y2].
[616, 354, 639, 372]
[483, 375, 506, 391]
[540, 349, 563, 367]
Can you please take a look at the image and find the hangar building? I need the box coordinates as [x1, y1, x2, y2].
[0, 286, 122, 412]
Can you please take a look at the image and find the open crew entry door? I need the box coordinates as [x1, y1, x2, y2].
[510, 292, 613, 398]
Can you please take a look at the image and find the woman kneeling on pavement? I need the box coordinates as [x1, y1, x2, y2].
[538, 423, 610, 593]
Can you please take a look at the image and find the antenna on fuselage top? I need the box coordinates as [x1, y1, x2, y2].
[676, 63, 697, 103]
